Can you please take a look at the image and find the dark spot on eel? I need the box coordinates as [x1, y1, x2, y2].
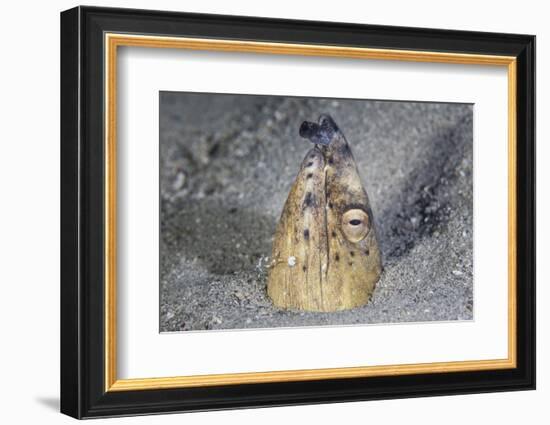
[306, 162, 314, 167]
[340, 144, 351, 154]
[306, 173, 313, 179]
[331, 231, 337, 238]
[350, 251, 355, 257]
[348, 262, 353, 266]
[303, 229, 310, 240]
[302, 265, 307, 272]
[328, 158, 334, 165]
[365, 248, 370, 256]
[303, 192, 314, 208]
[335, 253, 340, 262]
[328, 202, 333, 209]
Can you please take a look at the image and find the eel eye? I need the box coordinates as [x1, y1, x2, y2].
[342, 209, 370, 242]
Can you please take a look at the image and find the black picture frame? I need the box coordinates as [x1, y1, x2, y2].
[60, 5, 535, 419]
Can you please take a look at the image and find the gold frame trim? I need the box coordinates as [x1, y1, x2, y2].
[104, 33, 518, 392]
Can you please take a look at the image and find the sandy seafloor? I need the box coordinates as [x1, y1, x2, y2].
[159, 92, 473, 332]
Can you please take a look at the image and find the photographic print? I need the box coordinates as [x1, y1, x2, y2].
[61, 8, 535, 417]
[159, 92, 473, 332]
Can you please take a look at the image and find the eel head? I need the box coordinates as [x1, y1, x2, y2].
[267, 114, 382, 312]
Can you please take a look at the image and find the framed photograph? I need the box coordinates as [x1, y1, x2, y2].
[60, 6, 535, 419]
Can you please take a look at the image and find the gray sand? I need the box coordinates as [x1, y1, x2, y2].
[159, 92, 473, 332]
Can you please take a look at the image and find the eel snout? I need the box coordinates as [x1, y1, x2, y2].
[299, 114, 339, 146]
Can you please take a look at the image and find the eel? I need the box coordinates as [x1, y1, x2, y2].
[267, 114, 382, 312]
